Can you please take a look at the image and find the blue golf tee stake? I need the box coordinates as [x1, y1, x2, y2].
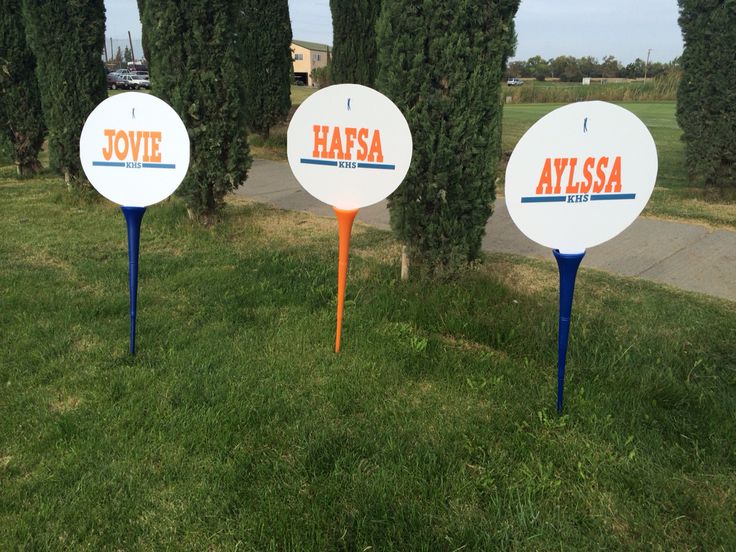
[122, 206, 146, 355]
[553, 249, 585, 413]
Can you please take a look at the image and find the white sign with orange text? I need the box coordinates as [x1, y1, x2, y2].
[287, 84, 413, 210]
[80, 92, 190, 207]
[505, 101, 658, 253]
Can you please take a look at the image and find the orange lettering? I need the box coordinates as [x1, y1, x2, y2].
[606, 156, 622, 192]
[344, 127, 357, 160]
[357, 128, 369, 161]
[114, 130, 129, 160]
[536, 158, 553, 195]
[312, 125, 329, 158]
[594, 157, 608, 193]
[367, 130, 383, 162]
[580, 157, 595, 193]
[329, 127, 344, 160]
[565, 157, 579, 194]
[128, 131, 143, 161]
[142, 131, 151, 161]
[149, 131, 162, 163]
[102, 129, 115, 160]
[553, 158, 569, 194]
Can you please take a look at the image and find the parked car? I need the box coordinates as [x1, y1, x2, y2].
[507, 77, 524, 86]
[127, 74, 150, 90]
[107, 73, 128, 90]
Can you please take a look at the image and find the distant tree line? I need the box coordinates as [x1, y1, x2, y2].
[506, 55, 681, 82]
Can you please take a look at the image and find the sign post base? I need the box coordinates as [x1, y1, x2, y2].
[334, 207, 359, 353]
[553, 249, 585, 413]
[122, 206, 146, 355]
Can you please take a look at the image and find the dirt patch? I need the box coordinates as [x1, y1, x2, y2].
[488, 257, 557, 295]
[49, 396, 81, 413]
[439, 334, 509, 359]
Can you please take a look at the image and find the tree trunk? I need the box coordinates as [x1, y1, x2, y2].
[64, 170, 72, 192]
[401, 245, 409, 281]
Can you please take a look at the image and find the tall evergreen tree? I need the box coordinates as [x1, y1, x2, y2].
[241, 0, 293, 138]
[376, 0, 519, 273]
[330, 0, 381, 86]
[0, 0, 45, 176]
[140, 1, 251, 222]
[22, 0, 107, 188]
[677, 1, 736, 196]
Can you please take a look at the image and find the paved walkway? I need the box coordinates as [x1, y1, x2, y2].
[234, 159, 736, 302]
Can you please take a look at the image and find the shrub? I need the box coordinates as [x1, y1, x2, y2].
[677, 1, 736, 196]
[241, 0, 293, 139]
[0, 0, 45, 176]
[22, 0, 107, 188]
[140, 0, 252, 222]
[330, 0, 381, 86]
[377, 0, 520, 274]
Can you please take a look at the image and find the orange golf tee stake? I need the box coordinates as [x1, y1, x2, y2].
[334, 206, 359, 353]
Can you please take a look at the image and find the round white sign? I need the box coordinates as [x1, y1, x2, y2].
[505, 101, 658, 253]
[80, 92, 190, 207]
[287, 84, 413, 210]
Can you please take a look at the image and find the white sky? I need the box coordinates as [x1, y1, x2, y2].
[103, 0, 683, 64]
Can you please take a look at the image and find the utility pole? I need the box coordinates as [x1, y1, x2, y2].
[128, 31, 136, 63]
[644, 48, 652, 80]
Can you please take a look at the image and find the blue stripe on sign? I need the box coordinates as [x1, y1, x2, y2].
[521, 196, 567, 203]
[142, 163, 177, 169]
[590, 193, 636, 201]
[357, 162, 396, 170]
[300, 158, 338, 167]
[92, 161, 126, 167]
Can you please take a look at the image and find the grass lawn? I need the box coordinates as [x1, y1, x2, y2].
[1, 170, 735, 549]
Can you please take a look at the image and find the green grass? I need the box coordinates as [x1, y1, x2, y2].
[291, 84, 317, 106]
[1, 173, 735, 549]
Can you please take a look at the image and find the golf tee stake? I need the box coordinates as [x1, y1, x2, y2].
[553, 249, 585, 413]
[122, 206, 146, 355]
[334, 207, 359, 353]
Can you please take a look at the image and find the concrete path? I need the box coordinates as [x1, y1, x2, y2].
[234, 159, 736, 302]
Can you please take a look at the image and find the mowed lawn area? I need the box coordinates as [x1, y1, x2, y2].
[1, 169, 735, 549]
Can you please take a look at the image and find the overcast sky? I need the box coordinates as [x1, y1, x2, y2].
[104, 0, 683, 64]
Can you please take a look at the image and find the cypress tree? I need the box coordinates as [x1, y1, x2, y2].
[330, 0, 381, 86]
[22, 0, 107, 188]
[240, 0, 293, 139]
[140, 1, 251, 222]
[676, 1, 736, 197]
[0, 0, 45, 176]
[376, 0, 519, 273]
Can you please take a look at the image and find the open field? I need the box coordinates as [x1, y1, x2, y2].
[503, 77, 678, 104]
[1, 171, 735, 549]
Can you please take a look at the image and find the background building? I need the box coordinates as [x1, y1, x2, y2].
[291, 39, 330, 86]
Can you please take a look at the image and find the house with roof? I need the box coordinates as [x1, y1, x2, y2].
[291, 39, 331, 87]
